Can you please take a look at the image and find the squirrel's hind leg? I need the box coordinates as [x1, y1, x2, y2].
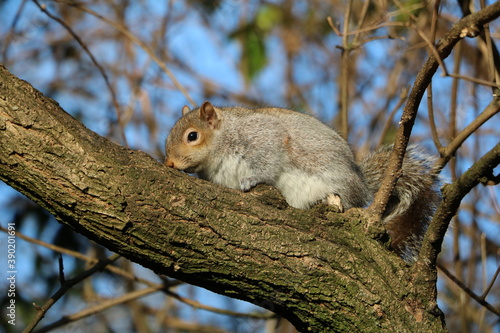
[324, 193, 345, 213]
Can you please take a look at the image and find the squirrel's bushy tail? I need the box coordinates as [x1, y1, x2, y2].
[360, 145, 441, 263]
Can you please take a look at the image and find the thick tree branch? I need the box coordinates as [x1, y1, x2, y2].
[417, 142, 500, 270]
[408, 142, 500, 312]
[0, 65, 447, 331]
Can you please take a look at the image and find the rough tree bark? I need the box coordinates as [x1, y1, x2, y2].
[0, 67, 447, 332]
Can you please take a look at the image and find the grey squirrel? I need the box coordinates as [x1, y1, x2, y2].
[165, 102, 441, 262]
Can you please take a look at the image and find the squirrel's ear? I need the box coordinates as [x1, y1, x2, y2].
[200, 101, 220, 129]
[182, 105, 190, 115]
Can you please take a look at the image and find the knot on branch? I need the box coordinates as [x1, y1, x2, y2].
[460, 24, 481, 38]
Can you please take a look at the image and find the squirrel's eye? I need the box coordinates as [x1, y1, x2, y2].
[187, 131, 198, 142]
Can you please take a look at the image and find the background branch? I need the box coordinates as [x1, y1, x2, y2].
[416, 142, 500, 273]
[32, 0, 127, 146]
[368, 1, 500, 220]
[23, 254, 121, 333]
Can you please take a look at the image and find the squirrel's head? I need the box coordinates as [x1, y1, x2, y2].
[165, 101, 221, 173]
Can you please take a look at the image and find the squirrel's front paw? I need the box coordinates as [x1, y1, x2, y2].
[239, 176, 259, 192]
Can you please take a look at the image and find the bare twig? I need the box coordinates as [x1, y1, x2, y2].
[23, 253, 121, 333]
[165, 289, 276, 319]
[436, 97, 500, 170]
[327, 16, 342, 36]
[437, 262, 500, 317]
[327, 16, 405, 49]
[430, 0, 441, 43]
[444, 73, 500, 88]
[481, 264, 500, 299]
[427, 82, 443, 150]
[458, 0, 500, 88]
[393, 0, 449, 74]
[352, 0, 372, 45]
[32, 0, 128, 146]
[0, 225, 271, 322]
[1, 0, 28, 62]
[368, 0, 500, 220]
[339, 0, 353, 139]
[479, 0, 500, 86]
[58, 0, 196, 107]
[33, 285, 163, 333]
[377, 87, 409, 148]
[58, 255, 65, 284]
[449, 39, 462, 171]
[414, 27, 449, 76]
[0, 225, 183, 289]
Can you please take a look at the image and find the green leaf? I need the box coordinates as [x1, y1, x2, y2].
[229, 23, 267, 83]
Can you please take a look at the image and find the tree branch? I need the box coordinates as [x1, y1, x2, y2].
[23, 254, 121, 333]
[437, 263, 500, 317]
[0, 65, 446, 331]
[32, 0, 127, 146]
[60, 0, 196, 107]
[414, 142, 500, 284]
[33, 284, 163, 333]
[368, 0, 500, 219]
[435, 96, 500, 170]
[420, 142, 500, 264]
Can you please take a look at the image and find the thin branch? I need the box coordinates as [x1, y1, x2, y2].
[414, 26, 449, 76]
[1, 0, 28, 62]
[444, 72, 500, 88]
[33, 285, 163, 333]
[458, 0, 500, 89]
[430, 0, 441, 43]
[479, 0, 500, 86]
[481, 264, 500, 300]
[58, 255, 65, 284]
[32, 277, 273, 333]
[0, 225, 110, 265]
[339, 0, 353, 139]
[58, 0, 196, 107]
[376, 87, 409, 148]
[427, 82, 443, 150]
[437, 262, 500, 317]
[352, 0, 372, 45]
[327, 16, 342, 36]
[448, 38, 462, 171]
[368, 0, 500, 220]
[32, 0, 128, 146]
[23, 254, 121, 333]
[165, 289, 276, 319]
[393, 0, 449, 75]
[327, 16, 406, 48]
[0, 225, 272, 321]
[435, 97, 500, 170]
[0, 225, 184, 289]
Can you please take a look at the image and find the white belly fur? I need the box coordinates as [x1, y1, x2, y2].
[275, 170, 331, 209]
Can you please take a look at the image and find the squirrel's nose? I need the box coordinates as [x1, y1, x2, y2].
[165, 158, 175, 168]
